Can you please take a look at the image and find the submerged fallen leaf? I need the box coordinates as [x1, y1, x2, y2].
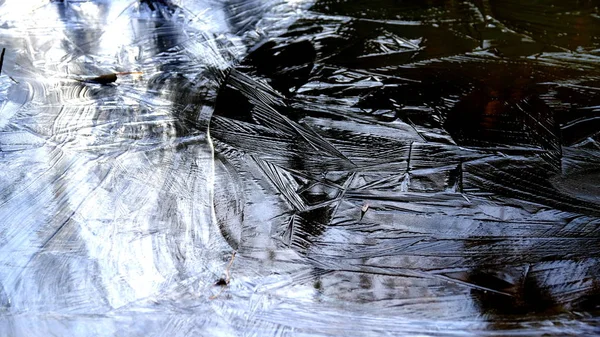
[360, 203, 369, 220]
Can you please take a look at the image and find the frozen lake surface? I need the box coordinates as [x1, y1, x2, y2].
[0, 0, 599, 335]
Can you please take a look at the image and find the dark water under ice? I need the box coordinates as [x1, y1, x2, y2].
[0, 0, 599, 335]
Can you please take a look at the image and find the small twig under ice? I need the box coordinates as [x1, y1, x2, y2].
[0, 48, 5, 76]
[209, 251, 237, 300]
[78, 71, 143, 85]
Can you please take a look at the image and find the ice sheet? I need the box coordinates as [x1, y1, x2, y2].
[0, 1, 599, 336]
